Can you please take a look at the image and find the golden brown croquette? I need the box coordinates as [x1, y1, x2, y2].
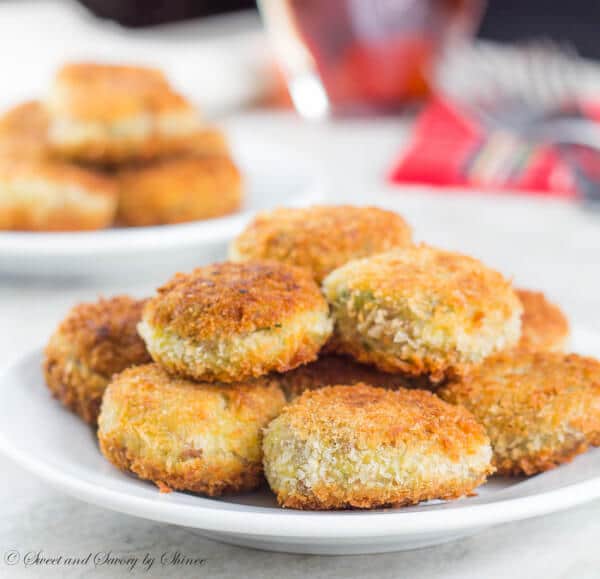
[138, 261, 333, 382]
[263, 384, 493, 510]
[46, 62, 202, 164]
[44, 296, 151, 424]
[438, 351, 600, 476]
[516, 289, 569, 352]
[0, 157, 118, 231]
[323, 245, 522, 381]
[229, 205, 413, 282]
[116, 155, 242, 226]
[0, 100, 49, 159]
[98, 363, 286, 495]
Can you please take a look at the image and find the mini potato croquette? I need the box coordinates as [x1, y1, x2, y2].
[323, 245, 522, 381]
[263, 384, 493, 510]
[0, 157, 118, 231]
[46, 63, 202, 164]
[438, 352, 600, 475]
[44, 296, 151, 424]
[138, 261, 333, 382]
[0, 100, 48, 159]
[275, 354, 424, 401]
[517, 289, 569, 352]
[229, 205, 412, 282]
[117, 155, 242, 226]
[98, 363, 286, 495]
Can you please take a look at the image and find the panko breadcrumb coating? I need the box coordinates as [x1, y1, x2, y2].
[117, 155, 242, 226]
[0, 157, 118, 231]
[516, 289, 569, 352]
[323, 245, 522, 381]
[46, 63, 202, 164]
[263, 384, 493, 510]
[44, 296, 151, 424]
[275, 354, 426, 401]
[98, 363, 286, 495]
[438, 351, 600, 475]
[139, 261, 333, 382]
[0, 100, 49, 159]
[229, 205, 412, 282]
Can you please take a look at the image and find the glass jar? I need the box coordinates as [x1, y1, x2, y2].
[259, 0, 483, 119]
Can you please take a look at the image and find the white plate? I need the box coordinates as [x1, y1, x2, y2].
[1, 329, 600, 555]
[0, 132, 321, 278]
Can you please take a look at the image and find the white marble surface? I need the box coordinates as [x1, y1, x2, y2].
[1, 3, 600, 577]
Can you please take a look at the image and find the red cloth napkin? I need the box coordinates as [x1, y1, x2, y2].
[388, 96, 579, 199]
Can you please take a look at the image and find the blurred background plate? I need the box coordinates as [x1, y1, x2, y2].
[0, 129, 322, 279]
[1, 328, 599, 555]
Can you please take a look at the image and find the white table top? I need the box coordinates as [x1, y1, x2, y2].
[1, 3, 600, 578]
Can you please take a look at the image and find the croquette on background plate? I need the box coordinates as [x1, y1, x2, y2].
[117, 155, 242, 227]
[0, 62, 243, 231]
[46, 62, 202, 165]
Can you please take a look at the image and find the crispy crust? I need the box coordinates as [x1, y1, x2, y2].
[100, 439, 264, 495]
[116, 155, 242, 226]
[493, 440, 590, 477]
[516, 289, 569, 352]
[230, 205, 412, 282]
[144, 261, 328, 341]
[264, 384, 493, 510]
[43, 296, 151, 424]
[278, 384, 489, 450]
[438, 351, 600, 476]
[276, 483, 487, 511]
[140, 261, 332, 382]
[274, 354, 430, 400]
[98, 363, 286, 495]
[323, 245, 522, 381]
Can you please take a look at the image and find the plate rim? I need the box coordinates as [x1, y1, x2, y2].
[1, 331, 600, 539]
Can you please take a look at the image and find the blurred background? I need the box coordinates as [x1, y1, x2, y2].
[3, 0, 600, 114]
[3, 0, 600, 257]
